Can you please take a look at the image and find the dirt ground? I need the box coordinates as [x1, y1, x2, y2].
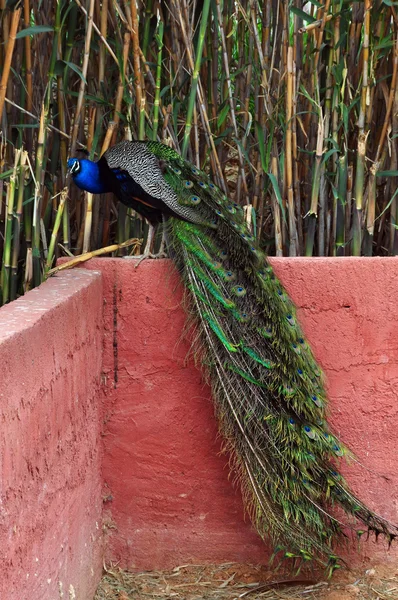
[94, 562, 398, 600]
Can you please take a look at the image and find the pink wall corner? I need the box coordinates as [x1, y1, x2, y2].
[0, 270, 104, 600]
[79, 257, 398, 572]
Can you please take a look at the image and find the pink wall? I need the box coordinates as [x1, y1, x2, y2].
[82, 257, 398, 572]
[2, 257, 398, 597]
[0, 270, 104, 600]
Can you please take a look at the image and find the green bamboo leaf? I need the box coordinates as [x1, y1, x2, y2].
[342, 104, 349, 133]
[65, 89, 110, 105]
[56, 60, 86, 84]
[299, 84, 320, 109]
[160, 85, 171, 98]
[256, 123, 267, 171]
[16, 25, 54, 38]
[0, 169, 13, 180]
[322, 148, 339, 164]
[233, 137, 252, 167]
[230, 66, 250, 80]
[12, 123, 39, 129]
[375, 188, 398, 221]
[267, 173, 287, 223]
[290, 7, 317, 23]
[217, 104, 230, 128]
[377, 170, 398, 177]
[214, 127, 234, 143]
[374, 37, 393, 50]
[324, 137, 340, 150]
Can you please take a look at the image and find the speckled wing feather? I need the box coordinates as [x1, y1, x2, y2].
[104, 141, 209, 225]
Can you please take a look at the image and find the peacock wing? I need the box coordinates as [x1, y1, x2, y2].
[104, 141, 208, 225]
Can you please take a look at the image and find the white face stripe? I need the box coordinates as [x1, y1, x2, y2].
[70, 160, 80, 174]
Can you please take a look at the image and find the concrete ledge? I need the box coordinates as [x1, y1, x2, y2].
[0, 270, 104, 600]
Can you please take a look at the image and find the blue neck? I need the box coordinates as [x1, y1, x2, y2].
[72, 159, 108, 194]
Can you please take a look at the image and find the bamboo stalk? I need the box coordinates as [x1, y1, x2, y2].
[298, 14, 333, 34]
[271, 153, 283, 256]
[1, 149, 20, 305]
[70, 0, 95, 157]
[47, 238, 141, 277]
[374, 33, 398, 165]
[0, 7, 21, 120]
[152, 20, 164, 141]
[216, 0, 248, 201]
[364, 163, 377, 256]
[305, 112, 324, 256]
[129, 0, 145, 140]
[10, 150, 28, 301]
[345, 164, 353, 247]
[82, 193, 93, 254]
[336, 154, 347, 257]
[45, 189, 67, 272]
[23, 0, 32, 114]
[353, 0, 371, 256]
[181, 0, 211, 158]
[285, 47, 298, 256]
[32, 104, 46, 287]
[99, 0, 109, 85]
[171, 0, 224, 184]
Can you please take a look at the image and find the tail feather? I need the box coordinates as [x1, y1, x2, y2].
[148, 143, 398, 571]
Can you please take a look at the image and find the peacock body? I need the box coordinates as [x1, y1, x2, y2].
[68, 141, 398, 574]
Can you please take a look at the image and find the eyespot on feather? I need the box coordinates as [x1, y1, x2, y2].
[304, 425, 317, 440]
[333, 444, 344, 457]
[238, 312, 250, 323]
[232, 285, 247, 297]
[224, 270, 236, 282]
[311, 395, 323, 408]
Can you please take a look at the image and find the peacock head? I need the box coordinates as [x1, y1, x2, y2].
[67, 157, 107, 194]
[67, 157, 81, 175]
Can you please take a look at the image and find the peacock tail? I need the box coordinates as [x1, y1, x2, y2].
[69, 141, 398, 574]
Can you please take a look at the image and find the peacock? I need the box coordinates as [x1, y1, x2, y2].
[67, 140, 398, 574]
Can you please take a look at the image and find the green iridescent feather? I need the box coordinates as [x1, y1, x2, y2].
[144, 142, 398, 573]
